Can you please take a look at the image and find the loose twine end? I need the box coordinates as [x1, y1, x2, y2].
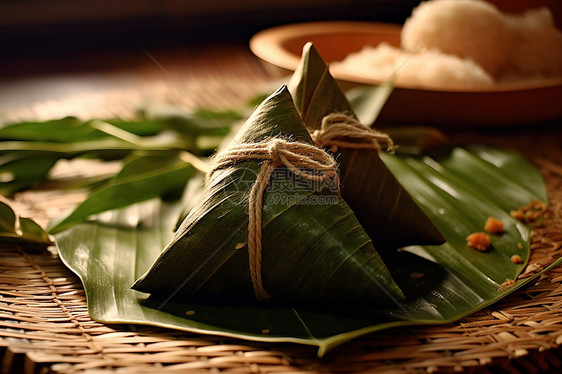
[210, 138, 339, 302]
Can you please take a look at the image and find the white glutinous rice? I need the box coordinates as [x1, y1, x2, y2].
[401, 0, 512, 77]
[503, 7, 562, 80]
[331, 42, 494, 89]
[333, 0, 562, 89]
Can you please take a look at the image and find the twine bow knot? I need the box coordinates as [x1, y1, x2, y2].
[210, 137, 339, 301]
[312, 113, 396, 153]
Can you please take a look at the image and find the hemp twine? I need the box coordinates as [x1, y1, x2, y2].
[311, 113, 396, 153]
[210, 138, 339, 301]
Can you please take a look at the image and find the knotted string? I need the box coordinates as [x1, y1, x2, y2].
[209, 138, 339, 301]
[311, 113, 396, 153]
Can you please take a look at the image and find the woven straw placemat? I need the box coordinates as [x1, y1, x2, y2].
[1, 46, 562, 373]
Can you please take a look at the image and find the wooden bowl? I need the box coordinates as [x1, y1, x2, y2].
[250, 21, 562, 127]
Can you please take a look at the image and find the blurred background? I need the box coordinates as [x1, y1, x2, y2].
[0, 0, 560, 115]
[1, 0, 422, 55]
[3, 0, 561, 62]
[0, 0, 421, 113]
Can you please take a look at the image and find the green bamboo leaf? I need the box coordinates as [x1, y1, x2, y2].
[140, 104, 239, 137]
[346, 82, 394, 127]
[0, 117, 166, 143]
[55, 142, 557, 357]
[0, 199, 16, 233]
[0, 113, 223, 194]
[0, 118, 174, 194]
[1, 132, 191, 154]
[0, 138, 200, 199]
[288, 42, 444, 252]
[48, 153, 197, 234]
[381, 151, 536, 283]
[467, 145, 548, 202]
[0, 152, 59, 194]
[105, 118, 165, 137]
[0, 117, 98, 142]
[0, 198, 52, 246]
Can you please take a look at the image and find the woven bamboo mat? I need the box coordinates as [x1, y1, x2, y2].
[2, 45, 562, 373]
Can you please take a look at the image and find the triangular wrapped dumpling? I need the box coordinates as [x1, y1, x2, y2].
[288, 43, 444, 252]
[133, 86, 404, 307]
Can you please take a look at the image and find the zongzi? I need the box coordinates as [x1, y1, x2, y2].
[288, 42, 444, 252]
[132, 86, 405, 307]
